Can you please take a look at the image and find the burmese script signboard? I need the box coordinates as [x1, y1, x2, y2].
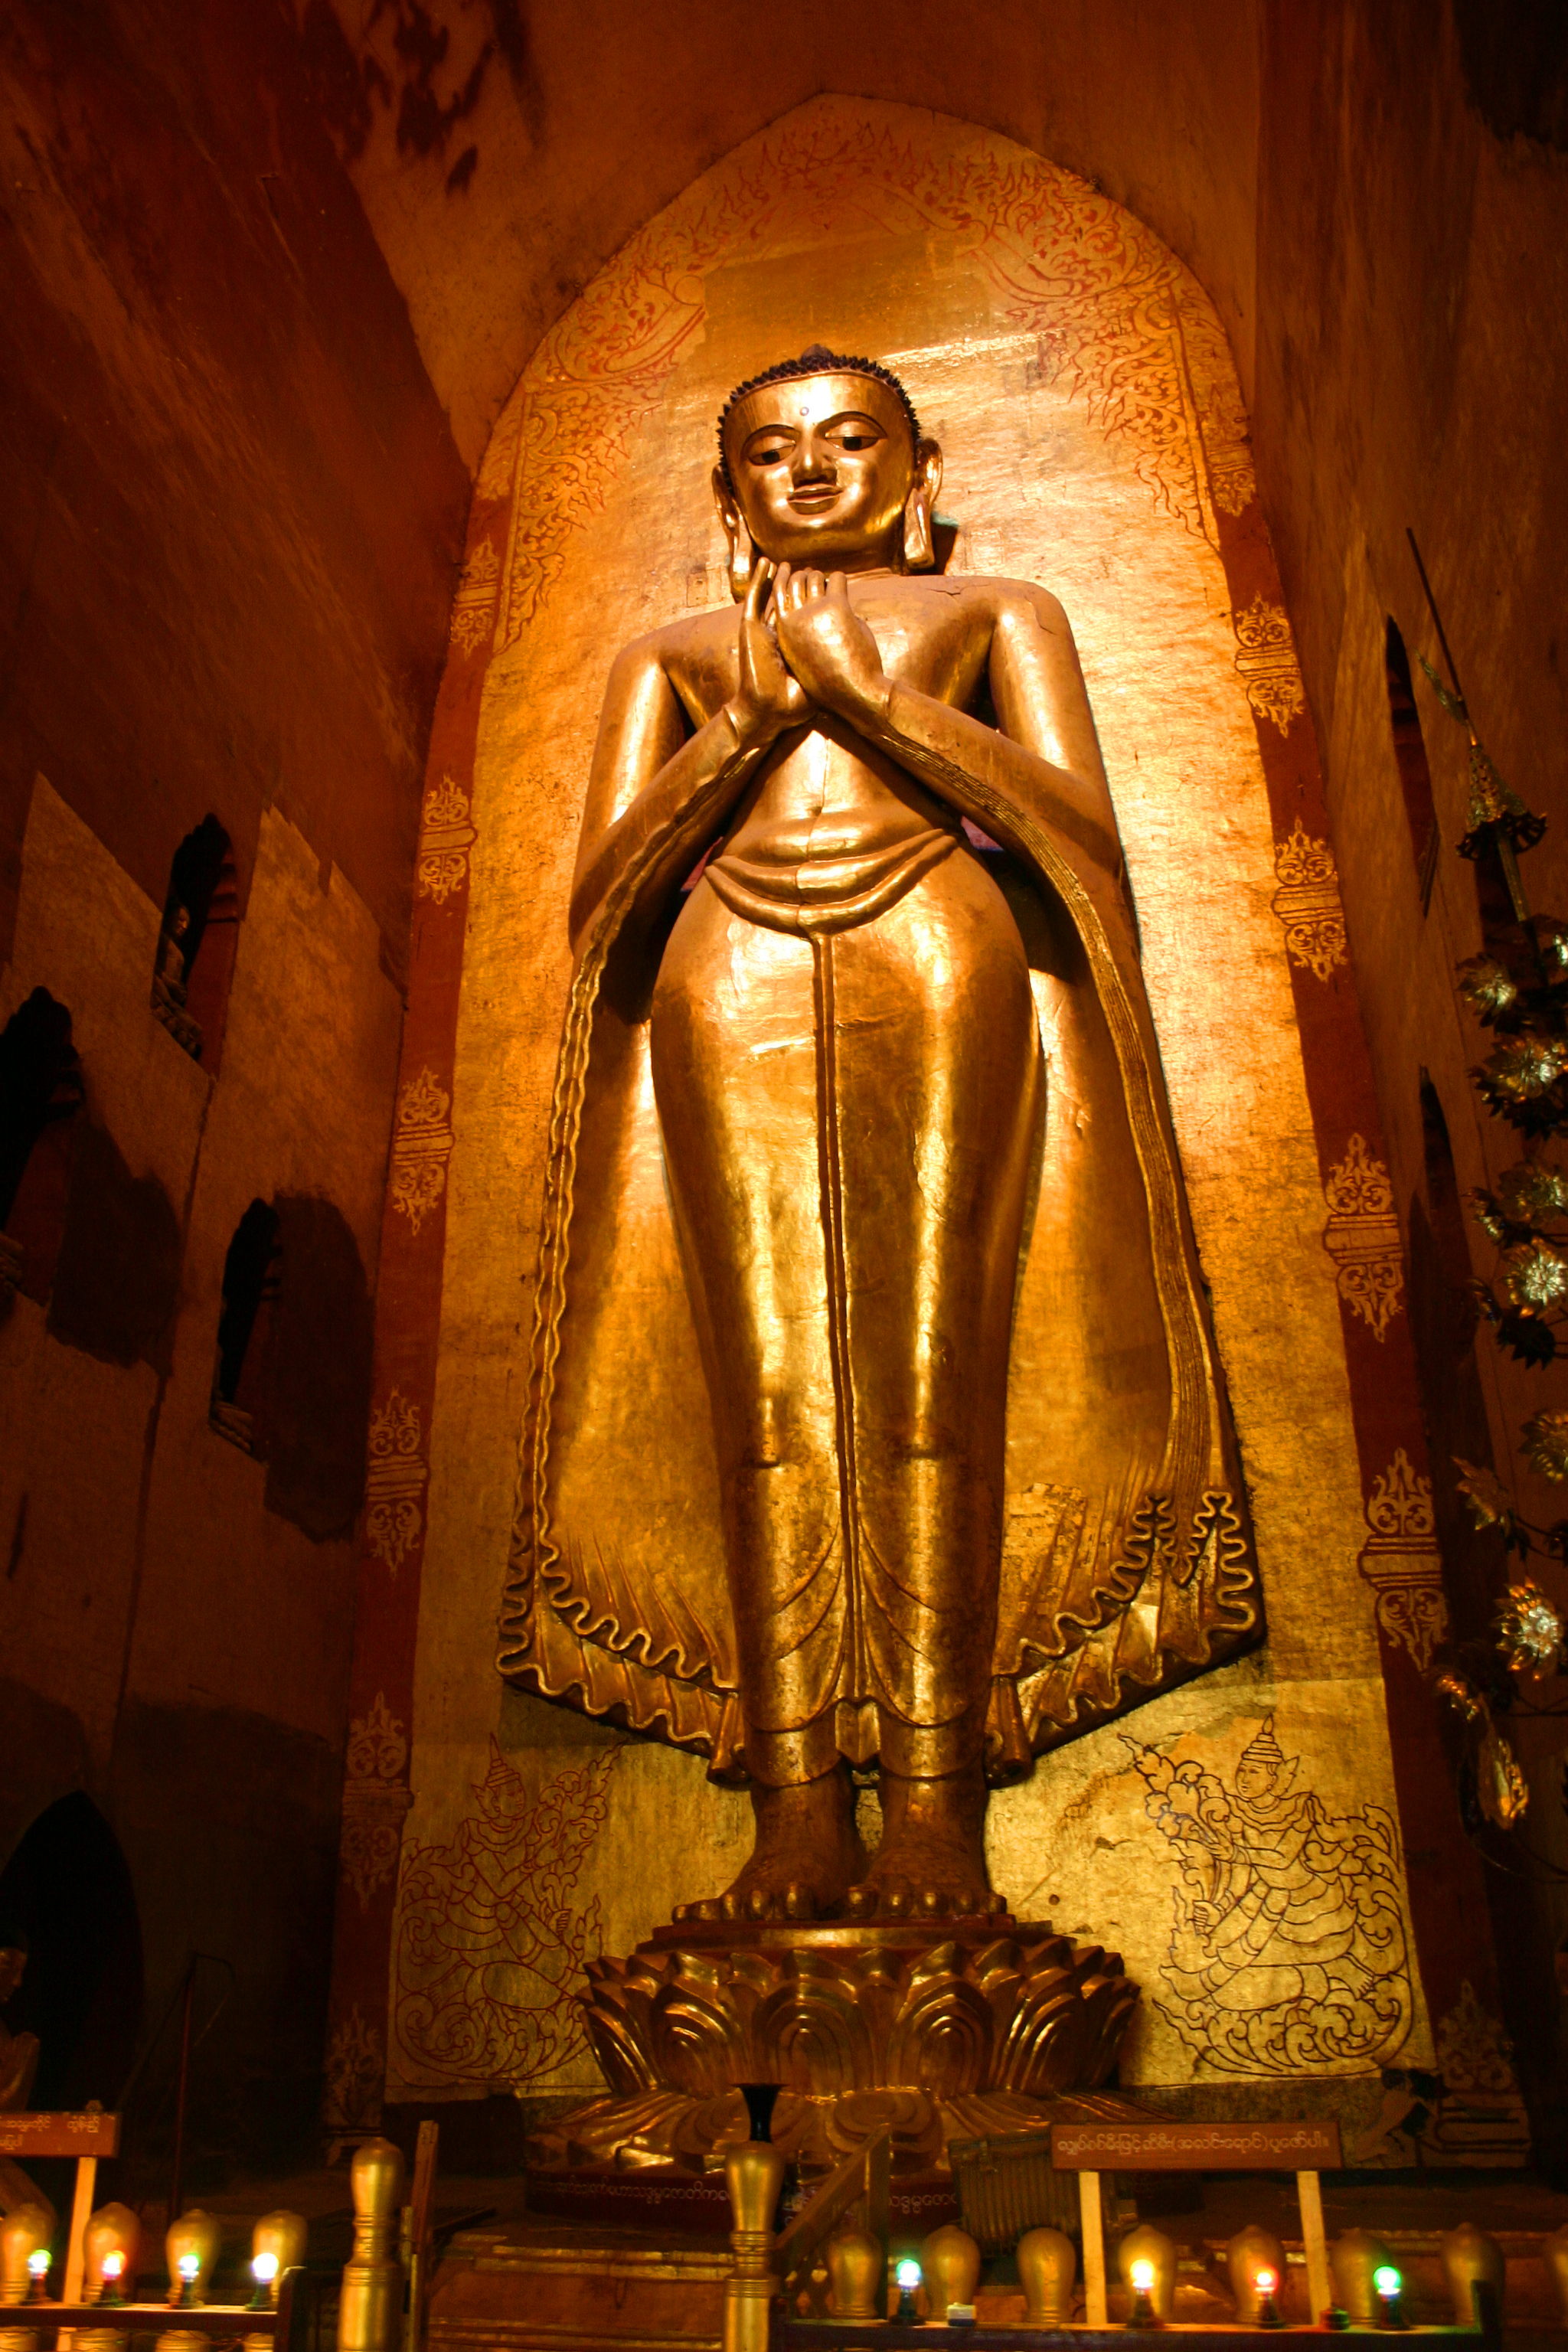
[1052, 2120, 1342, 2171]
[0, 2109, 121, 2157]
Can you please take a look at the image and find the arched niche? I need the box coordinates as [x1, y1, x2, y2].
[152, 816, 240, 1073]
[0, 1794, 144, 2112]
[1384, 619, 1440, 912]
[211, 1197, 282, 1455]
[386, 96, 1423, 2106]
[210, 1194, 374, 1538]
[0, 988, 83, 1308]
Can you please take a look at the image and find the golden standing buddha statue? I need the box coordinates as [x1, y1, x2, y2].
[502, 347, 1257, 1927]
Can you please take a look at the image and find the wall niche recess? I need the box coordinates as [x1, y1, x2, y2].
[211, 1197, 281, 1455]
[1385, 619, 1441, 913]
[0, 990, 83, 1306]
[152, 817, 240, 1071]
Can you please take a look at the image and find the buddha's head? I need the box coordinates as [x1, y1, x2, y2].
[714, 345, 942, 595]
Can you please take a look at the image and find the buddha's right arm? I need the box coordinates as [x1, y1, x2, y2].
[568, 642, 768, 951]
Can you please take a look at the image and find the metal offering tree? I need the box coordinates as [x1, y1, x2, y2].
[1404, 532, 1568, 1845]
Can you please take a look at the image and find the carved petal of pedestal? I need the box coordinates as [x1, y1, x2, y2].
[580, 1922, 1137, 2116]
[526, 2077, 1154, 2178]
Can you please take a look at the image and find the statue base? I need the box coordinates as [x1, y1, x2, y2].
[530, 1915, 1139, 2179]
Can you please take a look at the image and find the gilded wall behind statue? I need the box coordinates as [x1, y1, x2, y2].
[387, 98, 1430, 2105]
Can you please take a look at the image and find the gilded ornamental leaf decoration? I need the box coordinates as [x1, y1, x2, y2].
[340, 1690, 413, 1911]
[1321, 1135, 1405, 1339]
[390, 1068, 454, 1236]
[1231, 596, 1305, 732]
[365, 1387, 427, 1573]
[1358, 1449, 1449, 1672]
[448, 537, 501, 656]
[1271, 821, 1348, 983]
[416, 775, 477, 906]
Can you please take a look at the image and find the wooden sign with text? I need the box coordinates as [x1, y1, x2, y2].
[1052, 2119, 1341, 2172]
[0, 2111, 121, 2158]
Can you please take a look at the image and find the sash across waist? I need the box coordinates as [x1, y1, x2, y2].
[704, 825, 957, 936]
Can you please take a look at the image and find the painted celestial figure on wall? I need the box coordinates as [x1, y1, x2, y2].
[1127, 1715, 1414, 2075]
[502, 345, 1259, 1921]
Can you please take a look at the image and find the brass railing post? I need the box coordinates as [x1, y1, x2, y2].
[723, 2136, 784, 2352]
[338, 2139, 406, 2352]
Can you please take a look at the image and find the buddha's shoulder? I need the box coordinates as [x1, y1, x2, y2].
[617, 605, 739, 666]
[918, 573, 1070, 627]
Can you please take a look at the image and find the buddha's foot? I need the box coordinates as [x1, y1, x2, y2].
[673, 1766, 863, 1923]
[844, 1765, 1004, 1920]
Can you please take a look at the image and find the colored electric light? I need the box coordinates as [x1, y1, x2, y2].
[1130, 2260, 1156, 2294]
[1255, 2269, 1279, 2295]
[1374, 2269, 1402, 2298]
[895, 2259, 922, 2291]
[27, 2252, 50, 2278]
[252, 2254, 279, 2284]
[178, 2256, 201, 2282]
[101, 2254, 126, 2280]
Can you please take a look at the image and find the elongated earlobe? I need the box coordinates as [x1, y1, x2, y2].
[728, 524, 758, 603]
[903, 484, 935, 571]
[713, 464, 757, 603]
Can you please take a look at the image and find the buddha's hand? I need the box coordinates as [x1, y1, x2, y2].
[726, 560, 810, 752]
[772, 566, 890, 730]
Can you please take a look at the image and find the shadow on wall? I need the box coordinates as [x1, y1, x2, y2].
[106, 1699, 342, 2185]
[48, 1121, 182, 1374]
[210, 1194, 374, 1540]
[1453, 0, 1568, 145]
[0, 990, 83, 1311]
[0, 988, 181, 1367]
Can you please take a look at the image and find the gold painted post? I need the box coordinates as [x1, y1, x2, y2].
[1297, 2171, 1331, 2322]
[1077, 2171, 1107, 2328]
[57, 2154, 97, 2352]
[338, 2138, 406, 2352]
[61, 2158, 96, 2302]
[723, 2136, 784, 2352]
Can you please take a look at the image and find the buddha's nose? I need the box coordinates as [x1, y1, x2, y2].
[792, 441, 834, 482]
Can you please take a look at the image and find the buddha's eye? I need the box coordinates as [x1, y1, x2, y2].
[750, 440, 790, 466]
[840, 433, 876, 450]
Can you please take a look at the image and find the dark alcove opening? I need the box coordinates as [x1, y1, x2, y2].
[211, 1197, 281, 1456]
[0, 1793, 145, 2112]
[152, 818, 240, 1072]
[1385, 619, 1440, 913]
[0, 990, 83, 1309]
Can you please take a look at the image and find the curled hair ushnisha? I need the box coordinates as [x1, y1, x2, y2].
[716, 345, 921, 491]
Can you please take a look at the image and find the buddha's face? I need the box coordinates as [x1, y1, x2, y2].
[717, 373, 933, 570]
